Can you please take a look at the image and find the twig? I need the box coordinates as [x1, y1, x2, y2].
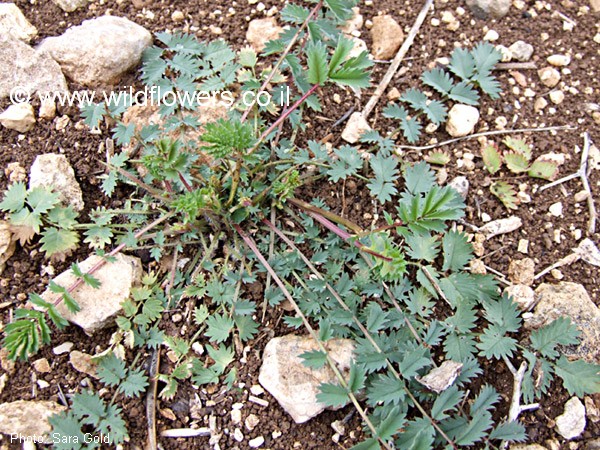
[482, 264, 510, 286]
[539, 132, 596, 234]
[161, 428, 211, 438]
[233, 224, 392, 450]
[500, 357, 539, 450]
[421, 266, 453, 307]
[145, 348, 160, 450]
[533, 252, 581, 280]
[362, 0, 434, 118]
[494, 62, 537, 71]
[395, 125, 575, 151]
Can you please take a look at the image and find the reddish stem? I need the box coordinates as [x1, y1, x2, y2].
[248, 84, 320, 155]
[240, 0, 324, 123]
[52, 213, 174, 306]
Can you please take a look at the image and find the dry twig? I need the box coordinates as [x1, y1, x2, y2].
[362, 0, 434, 119]
[145, 349, 160, 450]
[539, 132, 597, 234]
[499, 357, 539, 450]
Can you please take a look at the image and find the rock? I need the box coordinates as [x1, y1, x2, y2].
[0, 103, 35, 132]
[171, 10, 185, 22]
[446, 104, 479, 137]
[509, 41, 534, 62]
[33, 358, 51, 373]
[416, 360, 463, 393]
[538, 67, 561, 88]
[121, 99, 228, 162]
[483, 29, 499, 42]
[548, 201, 563, 217]
[466, 0, 511, 19]
[448, 176, 469, 200]
[556, 397, 586, 440]
[508, 258, 535, 286]
[5, 161, 27, 183]
[574, 190, 589, 203]
[387, 87, 401, 101]
[547, 54, 571, 67]
[575, 239, 600, 267]
[233, 428, 244, 442]
[249, 436, 265, 448]
[549, 90, 565, 105]
[370, 15, 403, 59]
[258, 334, 355, 423]
[341, 112, 371, 143]
[0, 221, 16, 276]
[231, 408, 242, 425]
[0, 3, 37, 42]
[479, 216, 522, 240]
[41, 253, 142, 334]
[526, 282, 600, 363]
[342, 7, 363, 35]
[510, 445, 548, 450]
[591, 0, 600, 12]
[53, 342, 74, 355]
[37, 16, 152, 86]
[586, 438, 600, 450]
[496, 45, 512, 62]
[0, 400, 66, 444]
[534, 97, 548, 112]
[246, 18, 283, 52]
[348, 36, 368, 59]
[245, 413, 260, 431]
[39, 98, 56, 120]
[0, 35, 68, 100]
[69, 351, 98, 378]
[52, 0, 89, 12]
[585, 396, 600, 423]
[504, 284, 535, 310]
[29, 154, 84, 211]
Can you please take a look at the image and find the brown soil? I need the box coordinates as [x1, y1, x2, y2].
[1, 0, 599, 449]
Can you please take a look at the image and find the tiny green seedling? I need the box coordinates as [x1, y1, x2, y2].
[483, 138, 559, 210]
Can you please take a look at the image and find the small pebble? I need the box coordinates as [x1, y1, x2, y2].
[33, 358, 51, 373]
[551, 269, 564, 280]
[518, 239, 529, 254]
[574, 191, 589, 203]
[538, 67, 561, 88]
[534, 97, 548, 112]
[231, 409, 242, 425]
[547, 54, 571, 67]
[37, 380, 50, 389]
[245, 413, 260, 431]
[249, 436, 265, 448]
[192, 342, 204, 355]
[171, 10, 185, 22]
[250, 384, 265, 396]
[549, 202, 563, 217]
[53, 342, 74, 355]
[483, 30, 499, 41]
[549, 90, 565, 105]
[233, 428, 244, 442]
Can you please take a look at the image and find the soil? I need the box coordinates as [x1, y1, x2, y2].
[1, 0, 599, 449]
